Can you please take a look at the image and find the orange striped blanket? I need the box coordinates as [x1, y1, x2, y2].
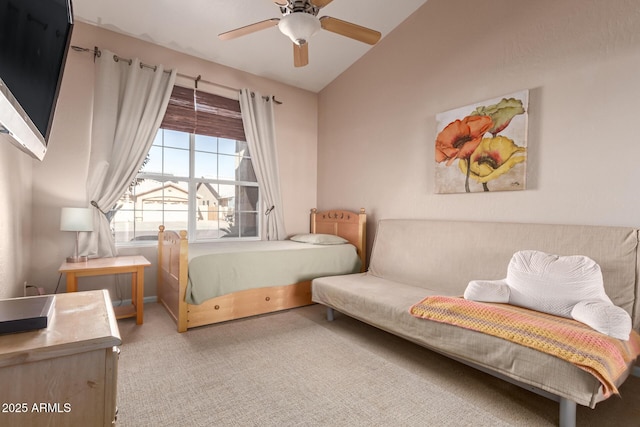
[409, 296, 640, 397]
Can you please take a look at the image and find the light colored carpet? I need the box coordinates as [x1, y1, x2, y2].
[116, 303, 640, 426]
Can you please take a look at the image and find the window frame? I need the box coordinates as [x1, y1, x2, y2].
[114, 129, 261, 247]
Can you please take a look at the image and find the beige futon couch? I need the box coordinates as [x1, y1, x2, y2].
[312, 219, 640, 427]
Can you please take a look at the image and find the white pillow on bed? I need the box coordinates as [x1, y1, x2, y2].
[464, 250, 632, 340]
[289, 233, 348, 245]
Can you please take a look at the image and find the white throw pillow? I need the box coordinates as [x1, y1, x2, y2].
[464, 279, 510, 303]
[571, 300, 632, 340]
[464, 250, 632, 339]
[506, 250, 612, 318]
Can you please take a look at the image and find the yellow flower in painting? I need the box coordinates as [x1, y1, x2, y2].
[459, 136, 525, 183]
[435, 115, 493, 166]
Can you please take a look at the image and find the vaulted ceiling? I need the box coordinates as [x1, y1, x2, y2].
[72, 0, 428, 92]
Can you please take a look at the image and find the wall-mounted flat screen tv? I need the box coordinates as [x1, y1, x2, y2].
[0, 0, 74, 160]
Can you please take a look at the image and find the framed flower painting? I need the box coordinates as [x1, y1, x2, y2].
[434, 90, 529, 194]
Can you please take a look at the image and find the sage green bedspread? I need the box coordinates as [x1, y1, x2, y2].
[186, 241, 361, 305]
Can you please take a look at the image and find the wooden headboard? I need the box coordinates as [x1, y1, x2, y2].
[310, 208, 367, 271]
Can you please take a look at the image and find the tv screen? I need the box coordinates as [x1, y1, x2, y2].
[0, 0, 73, 157]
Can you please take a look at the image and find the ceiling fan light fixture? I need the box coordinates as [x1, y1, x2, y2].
[278, 13, 321, 45]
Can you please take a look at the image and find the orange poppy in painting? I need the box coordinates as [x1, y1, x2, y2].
[435, 115, 493, 166]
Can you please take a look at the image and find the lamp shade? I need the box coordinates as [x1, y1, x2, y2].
[278, 13, 321, 45]
[60, 207, 94, 232]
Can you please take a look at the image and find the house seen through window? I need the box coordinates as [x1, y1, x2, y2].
[112, 87, 259, 243]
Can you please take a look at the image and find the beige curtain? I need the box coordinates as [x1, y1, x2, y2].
[79, 50, 176, 257]
[239, 89, 286, 240]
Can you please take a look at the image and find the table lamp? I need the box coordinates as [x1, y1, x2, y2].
[60, 207, 93, 263]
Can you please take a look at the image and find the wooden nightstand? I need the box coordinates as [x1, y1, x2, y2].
[0, 290, 121, 427]
[59, 255, 151, 324]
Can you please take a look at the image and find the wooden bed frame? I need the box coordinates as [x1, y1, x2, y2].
[157, 208, 366, 332]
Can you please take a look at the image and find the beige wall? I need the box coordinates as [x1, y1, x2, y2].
[5, 0, 640, 299]
[318, 0, 640, 258]
[0, 137, 32, 298]
[28, 22, 318, 297]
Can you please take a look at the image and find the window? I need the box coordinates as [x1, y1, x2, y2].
[111, 87, 260, 244]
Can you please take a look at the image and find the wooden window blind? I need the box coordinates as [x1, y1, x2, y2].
[160, 85, 246, 141]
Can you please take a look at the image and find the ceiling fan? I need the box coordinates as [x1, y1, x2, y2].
[218, 0, 382, 67]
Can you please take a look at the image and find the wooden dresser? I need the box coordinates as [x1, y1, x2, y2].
[0, 290, 121, 427]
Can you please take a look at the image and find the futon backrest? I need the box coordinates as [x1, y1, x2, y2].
[367, 219, 640, 330]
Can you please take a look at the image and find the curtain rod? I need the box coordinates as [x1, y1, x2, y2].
[70, 45, 283, 104]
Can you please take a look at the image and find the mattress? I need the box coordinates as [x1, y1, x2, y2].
[186, 240, 362, 304]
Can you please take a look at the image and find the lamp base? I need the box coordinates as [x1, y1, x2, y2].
[66, 255, 88, 263]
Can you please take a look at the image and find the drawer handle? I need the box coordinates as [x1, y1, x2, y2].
[265, 297, 270, 302]
[214, 305, 220, 310]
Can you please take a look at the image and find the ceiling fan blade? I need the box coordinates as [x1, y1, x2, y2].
[218, 18, 280, 41]
[273, 1, 287, 5]
[293, 43, 309, 67]
[319, 16, 381, 45]
[310, 0, 334, 7]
